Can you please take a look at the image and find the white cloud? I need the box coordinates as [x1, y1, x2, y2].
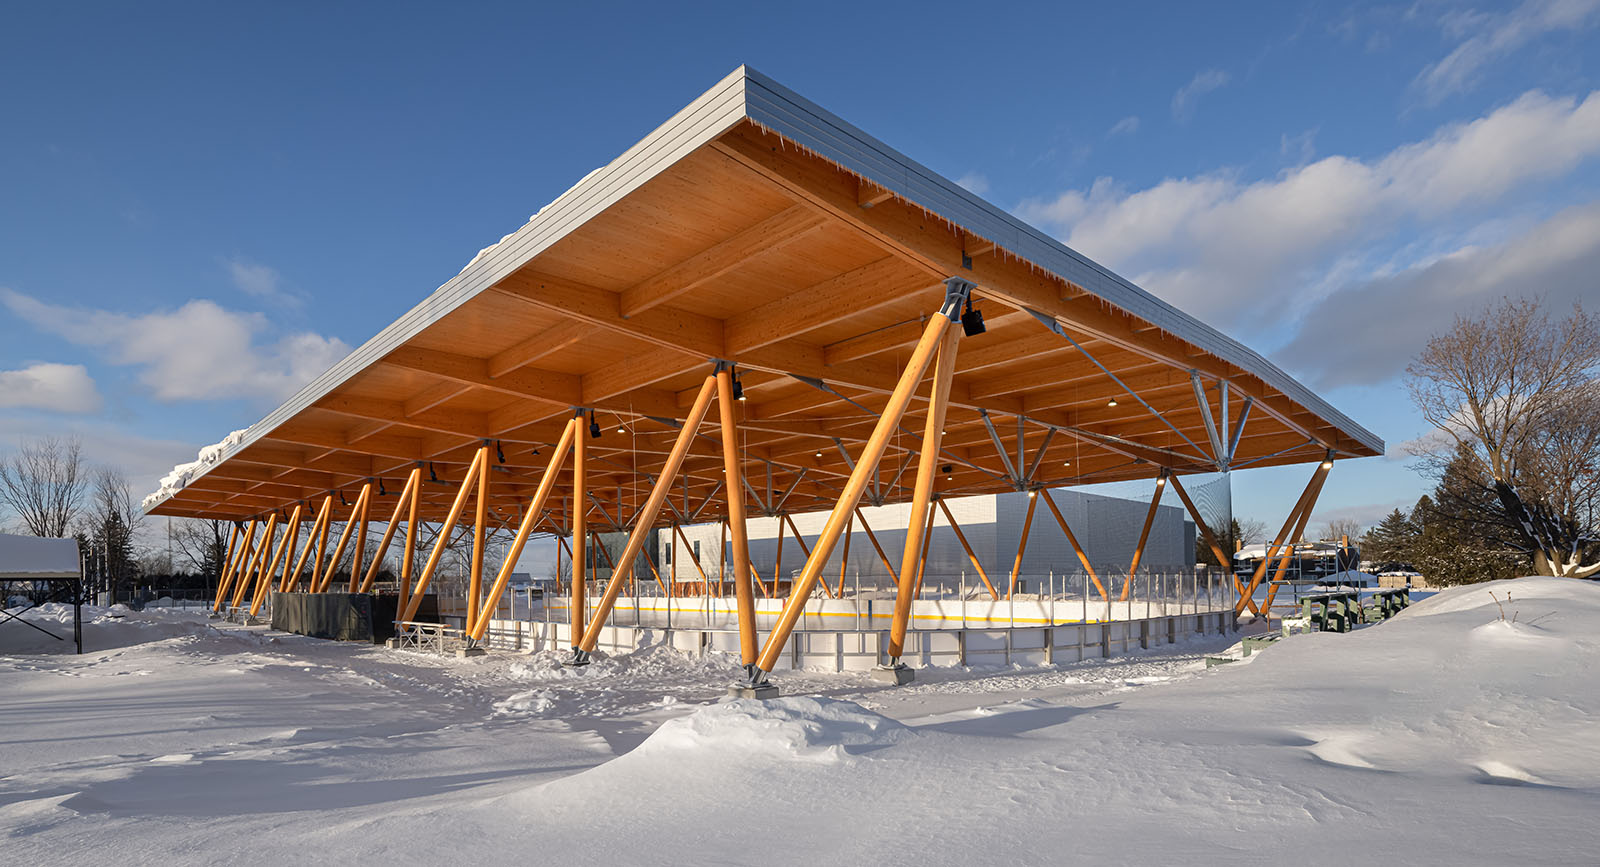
[1107, 116, 1140, 138]
[0, 362, 102, 413]
[0, 289, 350, 404]
[1277, 201, 1600, 387]
[226, 258, 304, 307]
[955, 172, 990, 195]
[0, 414, 200, 534]
[1416, 0, 1600, 104]
[1171, 69, 1230, 122]
[1015, 89, 1600, 328]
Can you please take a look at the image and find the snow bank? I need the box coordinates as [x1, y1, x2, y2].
[634, 697, 909, 764]
[141, 428, 249, 510]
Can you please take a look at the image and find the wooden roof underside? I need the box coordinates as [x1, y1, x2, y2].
[148, 96, 1379, 528]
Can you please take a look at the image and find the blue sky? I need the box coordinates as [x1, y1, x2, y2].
[3, 0, 1598, 542]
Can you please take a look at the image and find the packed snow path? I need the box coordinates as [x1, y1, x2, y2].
[2, 578, 1596, 865]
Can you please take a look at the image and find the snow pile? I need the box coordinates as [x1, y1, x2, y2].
[141, 428, 249, 510]
[634, 697, 909, 764]
[493, 689, 555, 716]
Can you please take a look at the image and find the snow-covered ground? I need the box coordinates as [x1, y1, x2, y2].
[2, 577, 1596, 865]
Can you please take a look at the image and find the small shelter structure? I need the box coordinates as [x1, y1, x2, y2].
[0, 533, 84, 653]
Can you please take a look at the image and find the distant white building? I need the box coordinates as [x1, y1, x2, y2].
[656, 488, 1196, 594]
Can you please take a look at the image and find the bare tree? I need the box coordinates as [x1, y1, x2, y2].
[1322, 517, 1364, 543]
[174, 518, 232, 580]
[88, 465, 146, 541]
[0, 435, 87, 537]
[1407, 297, 1600, 577]
[1235, 518, 1269, 545]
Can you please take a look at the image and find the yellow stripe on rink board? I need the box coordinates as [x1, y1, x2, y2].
[600, 603, 1101, 626]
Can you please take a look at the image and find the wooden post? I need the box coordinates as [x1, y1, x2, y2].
[251, 505, 300, 616]
[576, 372, 718, 655]
[317, 484, 369, 593]
[1167, 473, 1258, 616]
[1124, 471, 1168, 601]
[1040, 490, 1109, 600]
[275, 508, 303, 593]
[939, 498, 999, 600]
[854, 507, 898, 586]
[1235, 458, 1332, 615]
[835, 513, 853, 598]
[360, 468, 420, 593]
[308, 495, 335, 592]
[910, 496, 939, 599]
[285, 496, 331, 593]
[401, 449, 485, 621]
[772, 516, 784, 597]
[468, 444, 490, 629]
[1262, 465, 1331, 615]
[887, 325, 960, 659]
[757, 306, 955, 674]
[348, 484, 372, 593]
[233, 512, 278, 609]
[398, 468, 421, 620]
[212, 520, 252, 612]
[470, 419, 576, 640]
[572, 414, 588, 640]
[1008, 494, 1037, 599]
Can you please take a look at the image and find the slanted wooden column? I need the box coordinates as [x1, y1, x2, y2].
[402, 449, 486, 621]
[308, 494, 335, 592]
[1041, 490, 1109, 600]
[468, 443, 491, 629]
[571, 413, 588, 640]
[783, 513, 824, 598]
[910, 496, 939, 599]
[1123, 470, 1168, 601]
[470, 418, 577, 642]
[399, 470, 419, 621]
[1262, 463, 1332, 615]
[755, 280, 965, 676]
[575, 372, 718, 656]
[1008, 493, 1037, 599]
[939, 499, 999, 600]
[348, 484, 372, 593]
[835, 513, 853, 598]
[1235, 456, 1332, 616]
[250, 505, 301, 617]
[854, 507, 898, 587]
[887, 325, 960, 660]
[360, 468, 421, 593]
[1167, 473, 1258, 616]
[212, 520, 250, 612]
[274, 508, 303, 593]
[233, 512, 278, 609]
[316, 484, 370, 593]
[284, 495, 332, 593]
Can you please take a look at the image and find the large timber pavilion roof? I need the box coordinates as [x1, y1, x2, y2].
[144, 67, 1382, 526]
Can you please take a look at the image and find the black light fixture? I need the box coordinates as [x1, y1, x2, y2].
[960, 296, 986, 336]
[588, 410, 602, 439]
[428, 462, 438, 483]
[941, 463, 954, 481]
[495, 440, 505, 464]
[378, 477, 387, 496]
[1107, 397, 1119, 407]
[339, 490, 349, 506]
[814, 450, 823, 459]
[731, 367, 747, 401]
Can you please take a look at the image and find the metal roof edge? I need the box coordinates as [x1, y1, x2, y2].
[739, 66, 1383, 457]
